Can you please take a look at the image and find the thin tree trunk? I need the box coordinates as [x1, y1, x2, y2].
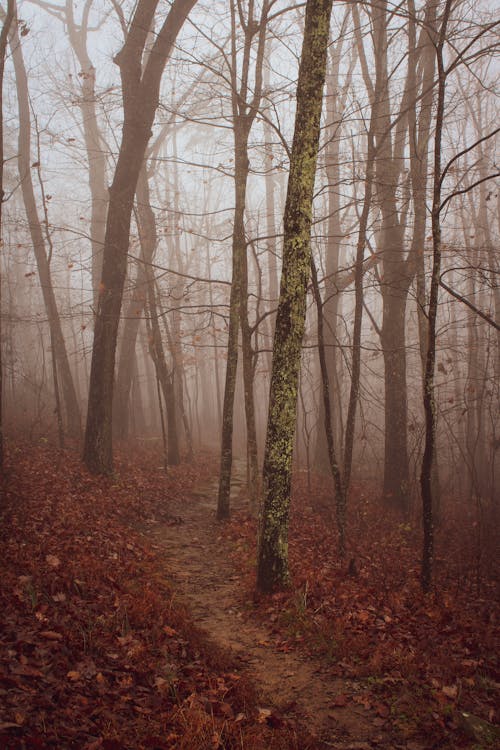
[64, 0, 108, 311]
[160, 302, 193, 461]
[257, 0, 333, 593]
[0, 0, 14, 471]
[263, 41, 279, 378]
[136, 167, 180, 465]
[342, 125, 376, 495]
[10, 14, 81, 437]
[310, 258, 345, 551]
[420, 0, 452, 592]
[217, 0, 268, 518]
[371, 1, 411, 512]
[205, 239, 223, 431]
[315, 10, 353, 471]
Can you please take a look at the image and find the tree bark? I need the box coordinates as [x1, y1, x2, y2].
[10, 12, 81, 437]
[256, 0, 333, 593]
[420, 0, 452, 592]
[64, 0, 108, 312]
[83, 0, 197, 474]
[315, 10, 353, 471]
[371, 0, 411, 511]
[136, 166, 180, 464]
[217, 0, 268, 518]
[0, 0, 14, 470]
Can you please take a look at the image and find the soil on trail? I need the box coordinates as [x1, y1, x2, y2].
[142, 459, 399, 749]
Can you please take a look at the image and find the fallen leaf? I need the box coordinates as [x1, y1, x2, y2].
[257, 707, 272, 723]
[40, 630, 63, 640]
[331, 694, 349, 707]
[442, 684, 458, 699]
[46, 554, 61, 568]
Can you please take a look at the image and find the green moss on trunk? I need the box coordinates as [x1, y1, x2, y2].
[256, 0, 334, 593]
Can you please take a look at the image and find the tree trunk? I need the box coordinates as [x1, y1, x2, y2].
[315, 11, 353, 471]
[83, 0, 197, 474]
[136, 166, 180, 465]
[217, 0, 268, 518]
[146, 284, 180, 465]
[263, 41, 280, 379]
[216, 135, 245, 518]
[311, 258, 345, 551]
[0, 0, 14, 470]
[10, 14, 81, 437]
[256, 0, 333, 593]
[371, 0, 411, 511]
[408, 0, 440, 513]
[65, 1, 108, 312]
[161, 308, 192, 461]
[420, 0, 452, 592]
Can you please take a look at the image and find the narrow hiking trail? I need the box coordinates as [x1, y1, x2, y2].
[142, 460, 408, 750]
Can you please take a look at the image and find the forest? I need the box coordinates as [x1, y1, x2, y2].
[0, 0, 498, 748]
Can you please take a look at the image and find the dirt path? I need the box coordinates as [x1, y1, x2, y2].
[144, 461, 403, 749]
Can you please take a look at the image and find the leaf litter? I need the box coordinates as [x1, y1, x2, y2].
[0, 442, 498, 749]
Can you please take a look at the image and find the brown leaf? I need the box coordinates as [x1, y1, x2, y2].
[331, 694, 349, 707]
[442, 684, 458, 699]
[46, 554, 61, 568]
[257, 707, 272, 723]
[40, 630, 63, 640]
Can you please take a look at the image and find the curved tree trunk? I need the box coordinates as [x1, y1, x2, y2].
[83, 0, 197, 474]
[64, 1, 108, 312]
[10, 15, 81, 437]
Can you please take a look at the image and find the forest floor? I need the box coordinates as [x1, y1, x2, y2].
[1, 441, 499, 750]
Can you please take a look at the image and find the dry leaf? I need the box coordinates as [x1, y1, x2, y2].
[46, 554, 61, 568]
[40, 630, 63, 640]
[257, 707, 272, 723]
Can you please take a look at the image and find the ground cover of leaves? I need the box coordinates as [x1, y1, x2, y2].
[0, 441, 313, 750]
[221, 472, 499, 749]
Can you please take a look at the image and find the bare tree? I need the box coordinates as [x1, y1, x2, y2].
[217, 0, 269, 519]
[83, 0, 197, 474]
[10, 6, 81, 436]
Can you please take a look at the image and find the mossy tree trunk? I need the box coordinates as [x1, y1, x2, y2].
[256, 0, 333, 593]
[83, 0, 197, 474]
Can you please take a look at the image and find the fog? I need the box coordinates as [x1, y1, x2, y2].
[1, 0, 498, 518]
